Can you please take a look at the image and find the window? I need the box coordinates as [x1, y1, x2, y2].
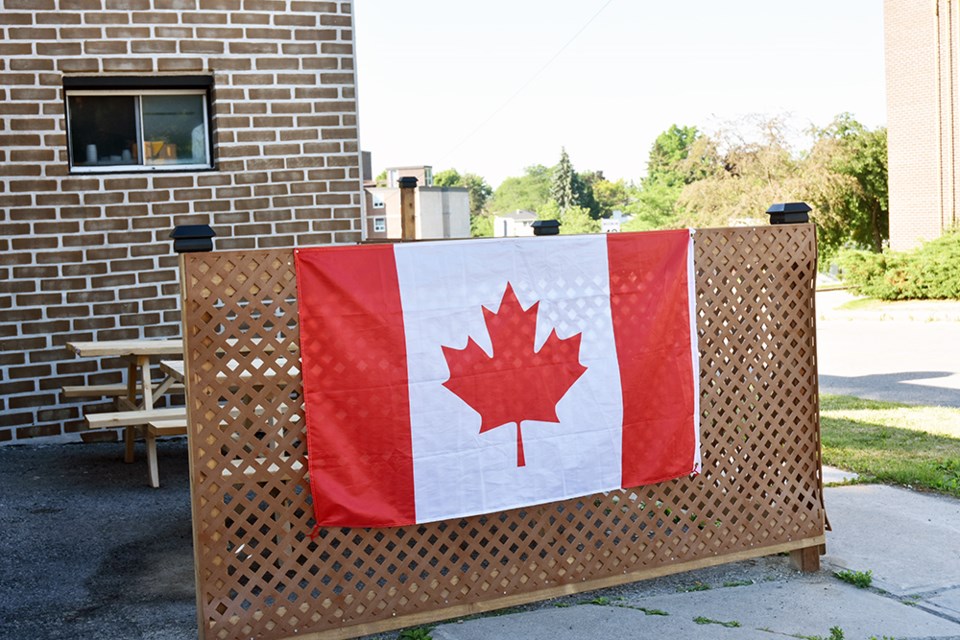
[64, 77, 213, 173]
[373, 217, 386, 233]
[372, 193, 385, 209]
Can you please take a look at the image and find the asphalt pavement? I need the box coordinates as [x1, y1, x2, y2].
[817, 290, 960, 407]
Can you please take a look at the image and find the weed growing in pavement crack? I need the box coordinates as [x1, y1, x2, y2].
[722, 579, 754, 587]
[614, 604, 669, 616]
[834, 569, 873, 588]
[693, 616, 741, 627]
[398, 627, 433, 640]
[799, 626, 845, 640]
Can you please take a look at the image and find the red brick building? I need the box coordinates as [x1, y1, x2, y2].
[885, 0, 960, 249]
[0, 0, 364, 442]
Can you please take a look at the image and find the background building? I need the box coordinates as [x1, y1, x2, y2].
[0, 0, 363, 443]
[363, 165, 470, 240]
[492, 210, 538, 237]
[885, 0, 960, 250]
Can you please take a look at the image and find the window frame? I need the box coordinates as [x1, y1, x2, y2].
[64, 84, 213, 174]
[371, 193, 385, 209]
[373, 217, 386, 233]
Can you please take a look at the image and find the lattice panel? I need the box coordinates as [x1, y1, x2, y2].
[182, 225, 824, 640]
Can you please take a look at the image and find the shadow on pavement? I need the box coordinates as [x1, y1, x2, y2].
[819, 371, 960, 407]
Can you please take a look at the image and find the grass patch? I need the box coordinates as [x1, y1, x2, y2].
[398, 627, 433, 640]
[582, 596, 613, 605]
[835, 297, 886, 311]
[614, 603, 670, 615]
[722, 579, 754, 587]
[676, 581, 710, 593]
[693, 616, 741, 627]
[820, 395, 960, 497]
[834, 569, 873, 588]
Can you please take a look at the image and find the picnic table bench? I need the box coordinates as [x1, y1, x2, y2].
[64, 339, 187, 484]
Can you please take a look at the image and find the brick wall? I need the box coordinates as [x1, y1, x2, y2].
[0, 0, 363, 442]
[885, 0, 960, 250]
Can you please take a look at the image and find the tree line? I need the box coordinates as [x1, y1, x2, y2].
[426, 113, 888, 261]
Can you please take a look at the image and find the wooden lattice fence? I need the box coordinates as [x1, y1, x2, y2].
[180, 223, 824, 640]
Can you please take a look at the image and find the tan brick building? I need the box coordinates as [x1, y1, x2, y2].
[885, 0, 960, 249]
[0, 0, 363, 442]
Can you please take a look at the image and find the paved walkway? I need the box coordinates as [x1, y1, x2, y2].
[430, 481, 960, 640]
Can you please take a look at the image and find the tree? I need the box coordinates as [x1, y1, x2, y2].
[676, 116, 801, 228]
[665, 114, 888, 265]
[592, 178, 630, 219]
[630, 124, 710, 229]
[551, 148, 577, 213]
[471, 212, 493, 237]
[646, 124, 709, 187]
[801, 114, 888, 256]
[489, 165, 552, 215]
[461, 172, 493, 217]
[622, 181, 683, 231]
[433, 168, 461, 187]
[575, 170, 602, 219]
[558, 205, 600, 235]
[433, 167, 493, 217]
[540, 201, 599, 234]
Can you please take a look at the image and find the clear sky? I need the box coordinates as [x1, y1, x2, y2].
[354, 1, 886, 189]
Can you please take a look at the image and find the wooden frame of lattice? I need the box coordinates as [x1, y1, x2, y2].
[180, 224, 824, 640]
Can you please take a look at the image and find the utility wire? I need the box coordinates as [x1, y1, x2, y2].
[368, 0, 618, 220]
[440, 0, 618, 163]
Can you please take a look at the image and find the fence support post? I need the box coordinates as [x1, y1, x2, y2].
[399, 176, 418, 240]
[770, 201, 821, 573]
[789, 546, 821, 572]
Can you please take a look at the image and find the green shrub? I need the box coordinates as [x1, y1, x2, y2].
[912, 230, 960, 298]
[837, 230, 960, 300]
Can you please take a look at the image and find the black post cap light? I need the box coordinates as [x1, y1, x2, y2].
[170, 224, 216, 253]
[532, 219, 560, 236]
[398, 176, 418, 188]
[766, 202, 811, 225]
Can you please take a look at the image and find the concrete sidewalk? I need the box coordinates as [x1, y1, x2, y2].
[2, 441, 959, 640]
[429, 483, 960, 640]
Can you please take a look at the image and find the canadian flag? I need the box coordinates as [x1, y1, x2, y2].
[295, 229, 700, 528]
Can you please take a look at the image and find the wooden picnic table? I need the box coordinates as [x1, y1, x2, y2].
[65, 339, 185, 466]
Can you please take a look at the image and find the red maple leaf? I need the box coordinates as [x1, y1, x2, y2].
[441, 283, 587, 467]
